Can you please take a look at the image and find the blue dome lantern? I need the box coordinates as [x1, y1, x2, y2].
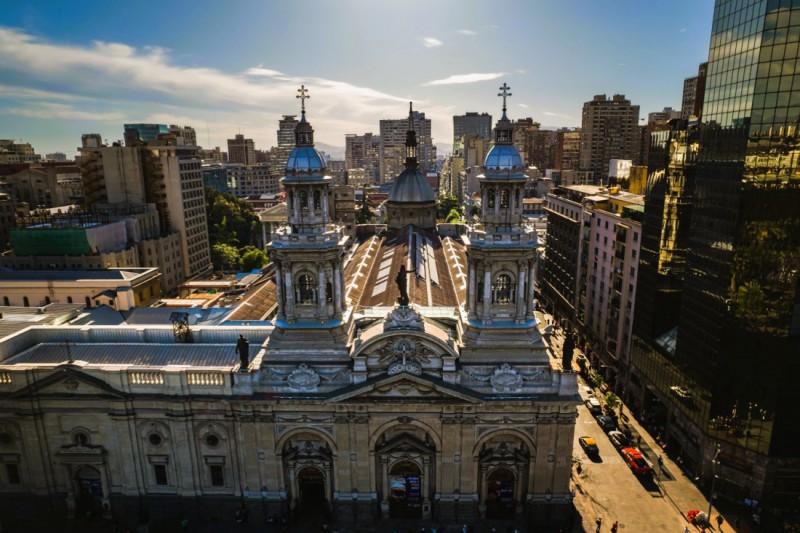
[482, 82, 525, 178]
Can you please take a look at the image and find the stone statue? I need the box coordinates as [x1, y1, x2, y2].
[236, 335, 250, 371]
[562, 329, 575, 371]
[395, 264, 415, 306]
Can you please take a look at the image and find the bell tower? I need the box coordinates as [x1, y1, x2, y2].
[266, 86, 350, 362]
[460, 83, 546, 363]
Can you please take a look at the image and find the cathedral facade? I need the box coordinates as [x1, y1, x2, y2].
[0, 87, 577, 528]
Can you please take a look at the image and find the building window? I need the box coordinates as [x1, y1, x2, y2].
[314, 190, 321, 210]
[153, 464, 168, 486]
[67, 296, 73, 304]
[326, 282, 333, 303]
[299, 191, 308, 212]
[296, 274, 316, 304]
[5, 464, 20, 485]
[2, 297, 7, 306]
[500, 188, 509, 208]
[492, 273, 515, 304]
[210, 465, 224, 487]
[487, 188, 495, 208]
[205, 434, 220, 448]
[23, 297, 29, 307]
[149, 433, 163, 446]
[514, 189, 520, 208]
[44, 296, 51, 305]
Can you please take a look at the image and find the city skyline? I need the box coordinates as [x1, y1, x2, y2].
[0, 0, 713, 158]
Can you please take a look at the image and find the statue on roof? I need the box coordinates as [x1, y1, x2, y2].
[395, 264, 416, 306]
[236, 335, 250, 371]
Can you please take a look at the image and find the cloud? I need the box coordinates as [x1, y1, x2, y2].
[519, 103, 530, 108]
[245, 67, 284, 77]
[679, 28, 687, 32]
[424, 72, 505, 86]
[457, 29, 477, 36]
[5, 102, 124, 121]
[0, 27, 410, 146]
[422, 37, 443, 48]
[542, 111, 572, 120]
[516, 69, 527, 74]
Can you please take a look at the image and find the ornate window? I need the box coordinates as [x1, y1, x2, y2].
[297, 273, 316, 304]
[487, 188, 495, 208]
[514, 189, 520, 208]
[500, 188, 509, 208]
[313, 190, 321, 210]
[299, 190, 308, 212]
[326, 281, 333, 303]
[477, 281, 484, 302]
[492, 273, 515, 304]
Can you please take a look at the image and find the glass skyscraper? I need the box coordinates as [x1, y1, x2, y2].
[630, 0, 800, 511]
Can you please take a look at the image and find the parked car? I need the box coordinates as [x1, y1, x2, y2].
[607, 430, 630, 449]
[621, 447, 653, 475]
[584, 397, 602, 415]
[595, 414, 616, 432]
[578, 436, 599, 456]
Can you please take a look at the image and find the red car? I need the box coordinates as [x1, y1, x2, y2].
[621, 447, 653, 475]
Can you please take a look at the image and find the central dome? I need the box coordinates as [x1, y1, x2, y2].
[388, 168, 435, 203]
[483, 145, 524, 172]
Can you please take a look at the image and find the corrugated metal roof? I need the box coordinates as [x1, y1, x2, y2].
[4, 343, 239, 367]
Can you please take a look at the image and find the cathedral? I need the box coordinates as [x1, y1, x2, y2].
[0, 86, 577, 529]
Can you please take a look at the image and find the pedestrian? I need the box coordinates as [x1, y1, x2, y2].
[716, 514, 724, 529]
[596, 517, 602, 532]
[658, 456, 664, 468]
[684, 527, 690, 533]
[611, 520, 618, 533]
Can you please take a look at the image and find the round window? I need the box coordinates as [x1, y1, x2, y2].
[148, 433, 163, 446]
[205, 434, 219, 447]
[73, 432, 89, 446]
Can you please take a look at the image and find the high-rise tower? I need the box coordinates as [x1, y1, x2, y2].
[630, 0, 800, 507]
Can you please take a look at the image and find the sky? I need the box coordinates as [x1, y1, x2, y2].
[0, 0, 714, 159]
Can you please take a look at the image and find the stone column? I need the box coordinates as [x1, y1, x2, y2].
[468, 262, 477, 319]
[527, 260, 536, 320]
[293, 191, 301, 221]
[514, 464, 525, 515]
[422, 456, 431, 520]
[307, 188, 314, 217]
[325, 462, 335, 510]
[317, 264, 327, 318]
[482, 268, 492, 320]
[516, 260, 527, 321]
[287, 461, 298, 513]
[379, 457, 390, 516]
[64, 465, 76, 518]
[99, 464, 112, 518]
[322, 188, 330, 221]
[275, 261, 285, 319]
[478, 464, 488, 517]
[262, 220, 268, 249]
[284, 263, 295, 321]
[333, 266, 343, 318]
[494, 190, 500, 217]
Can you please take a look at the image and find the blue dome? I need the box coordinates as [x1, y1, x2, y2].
[483, 144, 524, 173]
[388, 168, 435, 203]
[286, 146, 325, 173]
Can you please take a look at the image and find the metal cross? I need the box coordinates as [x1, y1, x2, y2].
[296, 85, 310, 113]
[498, 83, 512, 114]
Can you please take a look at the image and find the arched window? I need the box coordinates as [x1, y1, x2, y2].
[23, 297, 29, 307]
[313, 190, 321, 210]
[514, 189, 520, 208]
[500, 188, 509, 208]
[44, 296, 51, 305]
[287, 191, 294, 211]
[487, 188, 495, 208]
[85, 296, 91, 308]
[2, 297, 8, 306]
[67, 296, 73, 304]
[325, 281, 333, 303]
[492, 273, 515, 304]
[296, 273, 316, 304]
[299, 190, 309, 212]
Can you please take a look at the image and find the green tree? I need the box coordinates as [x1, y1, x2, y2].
[240, 247, 269, 271]
[590, 373, 604, 389]
[356, 193, 373, 224]
[445, 208, 463, 223]
[437, 195, 462, 221]
[205, 188, 260, 247]
[604, 392, 621, 411]
[211, 243, 241, 271]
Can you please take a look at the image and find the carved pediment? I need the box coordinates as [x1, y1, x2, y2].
[327, 373, 483, 404]
[9, 367, 127, 399]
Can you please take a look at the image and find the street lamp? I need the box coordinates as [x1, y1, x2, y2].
[706, 445, 721, 524]
[351, 487, 359, 524]
[453, 489, 460, 521]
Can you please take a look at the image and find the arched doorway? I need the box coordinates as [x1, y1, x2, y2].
[75, 466, 103, 518]
[297, 467, 326, 515]
[485, 468, 516, 519]
[388, 460, 422, 519]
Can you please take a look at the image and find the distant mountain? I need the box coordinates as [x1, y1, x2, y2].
[315, 142, 345, 160]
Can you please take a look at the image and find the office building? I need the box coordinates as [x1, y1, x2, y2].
[344, 133, 381, 184]
[554, 129, 581, 171]
[630, 0, 800, 507]
[579, 94, 640, 183]
[227, 134, 256, 165]
[168, 125, 198, 147]
[681, 62, 708, 121]
[380, 110, 435, 182]
[453, 112, 492, 147]
[123, 124, 168, 144]
[274, 115, 299, 180]
[226, 164, 277, 197]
